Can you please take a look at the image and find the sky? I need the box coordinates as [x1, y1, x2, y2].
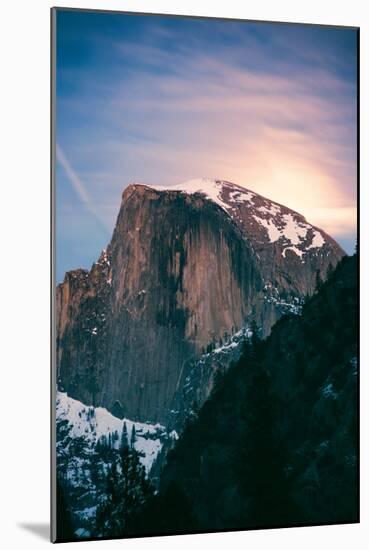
[55, 9, 358, 282]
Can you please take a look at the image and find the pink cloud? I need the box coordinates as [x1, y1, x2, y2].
[60, 42, 356, 243]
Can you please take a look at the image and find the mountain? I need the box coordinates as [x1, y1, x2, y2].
[56, 391, 177, 539]
[56, 391, 177, 474]
[127, 254, 358, 535]
[56, 178, 344, 424]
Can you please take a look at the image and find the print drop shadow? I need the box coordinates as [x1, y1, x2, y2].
[18, 522, 49, 541]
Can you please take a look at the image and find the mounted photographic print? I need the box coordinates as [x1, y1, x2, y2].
[51, 7, 359, 543]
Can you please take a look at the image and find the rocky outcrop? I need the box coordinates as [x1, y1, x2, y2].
[156, 255, 358, 531]
[56, 179, 345, 424]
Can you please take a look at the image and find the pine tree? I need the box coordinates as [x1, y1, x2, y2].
[326, 263, 334, 281]
[120, 421, 129, 450]
[96, 446, 154, 538]
[315, 269, 323, 293]
[235, 359, 299, 527]
[56, 480, 74, 541]
[250, 320, 261, 349]
[130, 424, 136, 448]
[212, 368, 225, 395]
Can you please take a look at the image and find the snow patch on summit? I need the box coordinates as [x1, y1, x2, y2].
[281, 213, 308, 245]
[306, 231, 325, 250]
[282, 246, 304, 258]
[140, 178, 327, 260]
[144, 178, 236, 214]
[252, 215, 281, 243]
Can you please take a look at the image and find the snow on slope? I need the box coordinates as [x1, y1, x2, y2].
[252, 214, 281, 243]
[144, 177, 233, 213]
[56, 391, 176, 472]
[138, 178, 326, 260]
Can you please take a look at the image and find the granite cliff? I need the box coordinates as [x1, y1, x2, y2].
[56, 178, 344, 423]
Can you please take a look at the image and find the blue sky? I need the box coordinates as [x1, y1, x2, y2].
[55, 9, 358, 282]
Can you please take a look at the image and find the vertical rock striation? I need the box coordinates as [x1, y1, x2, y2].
[56, 179, 345, 423]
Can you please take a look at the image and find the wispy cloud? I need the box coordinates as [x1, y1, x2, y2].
[56, 12, 357, 277]
[56, 143, 111, 233]
[66, 50, 355, 234]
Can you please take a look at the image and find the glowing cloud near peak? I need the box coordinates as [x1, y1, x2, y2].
[55, 11, 357, 279]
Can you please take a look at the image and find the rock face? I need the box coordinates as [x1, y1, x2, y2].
[157, 255, 358, 531]
[56, 178, 344, 423]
